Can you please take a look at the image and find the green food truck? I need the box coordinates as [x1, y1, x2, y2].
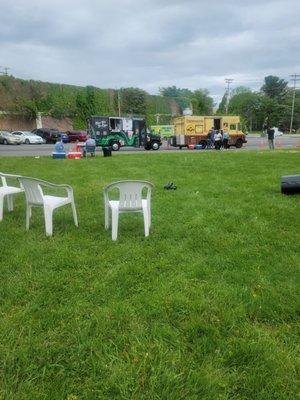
[87, 116, 162, 151]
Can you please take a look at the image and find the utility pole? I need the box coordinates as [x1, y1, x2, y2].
[117, 90, 121, 117]
[289, 74, 300, 134]
[0, 66, 10, 75]
[225, 78, 234, 114]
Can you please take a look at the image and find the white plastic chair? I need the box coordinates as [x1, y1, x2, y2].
[103, 180, 153, 241]
[18, 176, 78, 236]
[0, 173, 24, 221]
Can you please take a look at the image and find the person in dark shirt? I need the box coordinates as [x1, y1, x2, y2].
[267, 127, 275, 150]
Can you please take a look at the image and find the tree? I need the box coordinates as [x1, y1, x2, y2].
[228, 91, 261, 131]
[217, 93, 228, 114]
[159, 86, 192, 110]
[231, 86, 251, 96]
[119, 88, 147, 115]
[218, 87, 251, 114]
[159, 86, 192, 99]
[191, 89, 214, 115]
[261, 75, 288, 100]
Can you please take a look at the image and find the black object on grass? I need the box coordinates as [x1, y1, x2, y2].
[281, 175, 300, 195]
[164, 182, 177, 190]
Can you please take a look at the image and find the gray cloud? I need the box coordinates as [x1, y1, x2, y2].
[1, 0, 299, 102]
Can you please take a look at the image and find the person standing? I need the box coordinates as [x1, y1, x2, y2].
[267, 127, 275, 150]
[214, 130, 222, 150]
[207, 129, 213, 149]
[223, 130, 230, 149]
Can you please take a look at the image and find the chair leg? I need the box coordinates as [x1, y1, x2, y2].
[148, 203, 151, 228]
[143, 207, 149, 237]
[0, 195, 4, 221]
[44, 206, 53, 236]
[7, 195, 14, 212]
[105, 204, 110, 229]
[26, 204, 31, 230]
[111, 209, 119, 241]
[71, 201, 78, 227]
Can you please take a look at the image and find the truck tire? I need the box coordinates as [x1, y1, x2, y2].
[151, 141, 160, 150]
[235, 139, 243, 148]
[25, 139, 30, 144]
[111, 141, 120, 151]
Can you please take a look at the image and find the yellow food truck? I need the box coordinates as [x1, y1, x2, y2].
[172, 115, 247, 149]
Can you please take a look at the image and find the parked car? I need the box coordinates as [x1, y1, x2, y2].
[32, 128, 61, 143]
[273, 127, 283, 137]
[12, 131, 45, 144]
[66, 130, 87, 142]
[0, 131, 22, 145]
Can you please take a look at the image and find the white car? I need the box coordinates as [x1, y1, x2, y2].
[272, 127, 283, 137]
[12, 131, 45, 144]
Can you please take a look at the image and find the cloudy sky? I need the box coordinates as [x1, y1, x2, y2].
[1, 0, 299, 102]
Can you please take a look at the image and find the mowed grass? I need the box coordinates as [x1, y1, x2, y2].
[0, 150, 299, 400]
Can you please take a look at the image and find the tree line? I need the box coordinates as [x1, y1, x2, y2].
[217, 76, 300, 132]
[0, 75, 299, 132]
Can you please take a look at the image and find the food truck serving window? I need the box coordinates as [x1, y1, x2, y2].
[230, 124, 237, 130]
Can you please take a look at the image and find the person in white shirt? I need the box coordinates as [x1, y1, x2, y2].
[214, 130, 222, 150]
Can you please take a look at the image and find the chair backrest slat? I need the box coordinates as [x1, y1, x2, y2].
[104, 180, 153, 210]
[18, 177, 44, 204]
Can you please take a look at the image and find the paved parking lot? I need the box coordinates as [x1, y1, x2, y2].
[0, 136, 299, 157]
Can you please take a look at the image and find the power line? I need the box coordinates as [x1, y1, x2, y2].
[225, 78, 234, 114]
[289, 74, 300, 134]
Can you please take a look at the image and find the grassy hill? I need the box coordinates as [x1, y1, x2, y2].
[0, 76, 180, 129]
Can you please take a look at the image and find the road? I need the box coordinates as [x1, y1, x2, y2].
[0, 135, 299, 157]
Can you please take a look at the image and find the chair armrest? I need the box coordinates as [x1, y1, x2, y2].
[0, 173, 23, 189]
[39, 181, 74, 199]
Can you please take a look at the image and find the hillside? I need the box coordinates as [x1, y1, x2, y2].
[0, 76, 181, 129]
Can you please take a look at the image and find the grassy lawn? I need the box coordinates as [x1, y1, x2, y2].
[0, 150, 299, 400]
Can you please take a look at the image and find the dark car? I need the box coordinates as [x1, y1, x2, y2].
[66, 131, 87, 142]
[32, 128, 61, 144]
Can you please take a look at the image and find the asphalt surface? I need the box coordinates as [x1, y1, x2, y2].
[0, 135, 299, 157]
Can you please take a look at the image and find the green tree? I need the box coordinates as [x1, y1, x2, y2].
[261, 75, 288, 100]
[217, 93, 227, 114]
[159, 86, 192, 110]
[191, 89, 214, 115]
[119, 88, 147, 115]
[228, 91, 261, 131]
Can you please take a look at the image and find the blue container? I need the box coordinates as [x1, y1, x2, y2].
[52, 152, 66, 159]
[195, 144, 203, 150]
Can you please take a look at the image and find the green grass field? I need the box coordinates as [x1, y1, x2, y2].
[0, 150, 299, 400]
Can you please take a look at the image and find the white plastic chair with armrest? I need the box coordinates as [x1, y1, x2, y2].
[18, 176, 78, 236]
[0, 172, 24, 221]
[103, 180, 153, 241]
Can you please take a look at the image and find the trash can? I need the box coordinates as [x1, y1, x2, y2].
[102, 146, 112, 157]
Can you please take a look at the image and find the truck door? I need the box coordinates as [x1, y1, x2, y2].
[214, 118, 221, 130]
[133, 119, 146, 146]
